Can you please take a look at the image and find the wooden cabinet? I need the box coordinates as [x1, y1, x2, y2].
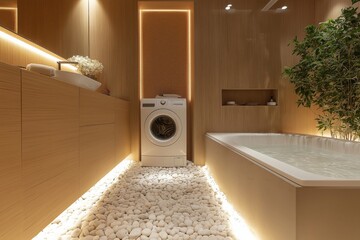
[21, 70, 80, 239]
[80, 89, 115, 126]
[79, 89, 130, 194]
[115, 98, 131, 163]
[80, 124, 116, 193]
[0, 62, 131, 239]
[0, 63, 23, 240]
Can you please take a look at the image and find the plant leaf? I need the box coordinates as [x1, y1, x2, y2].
[352, 0, 360, 4]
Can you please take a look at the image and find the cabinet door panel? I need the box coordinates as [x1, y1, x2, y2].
[21, 71, 79, 239]
[80, 89, 115, 126]
[0, 63, 22, 240]
[80, 124, 115, 194]
[114, 98, 131, 163]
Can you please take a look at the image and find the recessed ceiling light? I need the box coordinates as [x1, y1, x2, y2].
[281, 5, 288, 10]
[225, 3, 232, 11]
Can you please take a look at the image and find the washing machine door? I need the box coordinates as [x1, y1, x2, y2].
[145, 109, 182, 147]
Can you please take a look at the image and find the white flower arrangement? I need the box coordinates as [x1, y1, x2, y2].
[67, 55, 104, 77]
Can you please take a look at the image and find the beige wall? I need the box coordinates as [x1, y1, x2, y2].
[141, 11, 188, 99]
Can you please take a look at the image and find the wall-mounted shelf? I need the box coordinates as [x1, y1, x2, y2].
[222, 89, 278, 106]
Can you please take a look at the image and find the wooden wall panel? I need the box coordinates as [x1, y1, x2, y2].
[0, 9, 17, 32]
[89, 0, 138, 100]
[22, 70, 79, 239]
[0, 62, 23, 240]
[315, 0, 360, 23]
[0, 0, 17, 7]
[80, 88, 115, 126]
[17, 0, 89, 58]
[79, 124, 116, 194]
[89, 0, 139, 160]
[193, 0, 218, 165]
[194, 0, 290, 165]
[279, 0, 317, 136]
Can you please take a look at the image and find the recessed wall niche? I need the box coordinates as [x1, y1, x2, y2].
[222, 89, 278, 106]
[139, 1, 194, 100]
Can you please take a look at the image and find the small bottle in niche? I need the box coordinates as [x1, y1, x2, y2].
[267, 96, 277, 106]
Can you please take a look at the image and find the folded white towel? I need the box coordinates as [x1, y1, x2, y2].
[26, 63, 56, 77]
[156, 94, 182, 98]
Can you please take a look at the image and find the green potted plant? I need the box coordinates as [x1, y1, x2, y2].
[284, 0, 360, 141]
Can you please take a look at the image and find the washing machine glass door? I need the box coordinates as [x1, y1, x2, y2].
[145, 109, 182, 147]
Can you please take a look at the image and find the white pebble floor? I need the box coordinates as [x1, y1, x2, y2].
[35, 161, 240, 240]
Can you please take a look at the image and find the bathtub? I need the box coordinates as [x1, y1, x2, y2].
[207, 133, 360, 187]
[205, 133, 360, 240]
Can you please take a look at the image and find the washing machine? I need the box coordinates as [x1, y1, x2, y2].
[141, 98, 187, 167]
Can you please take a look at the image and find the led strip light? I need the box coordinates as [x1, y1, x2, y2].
[33, 157, 133, 239]
[0, 27, 77, 71]
[202, 166, 259, 240]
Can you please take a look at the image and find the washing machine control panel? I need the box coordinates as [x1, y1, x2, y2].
[141, 98, 186, 108]
[142, 103, 155, 108]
